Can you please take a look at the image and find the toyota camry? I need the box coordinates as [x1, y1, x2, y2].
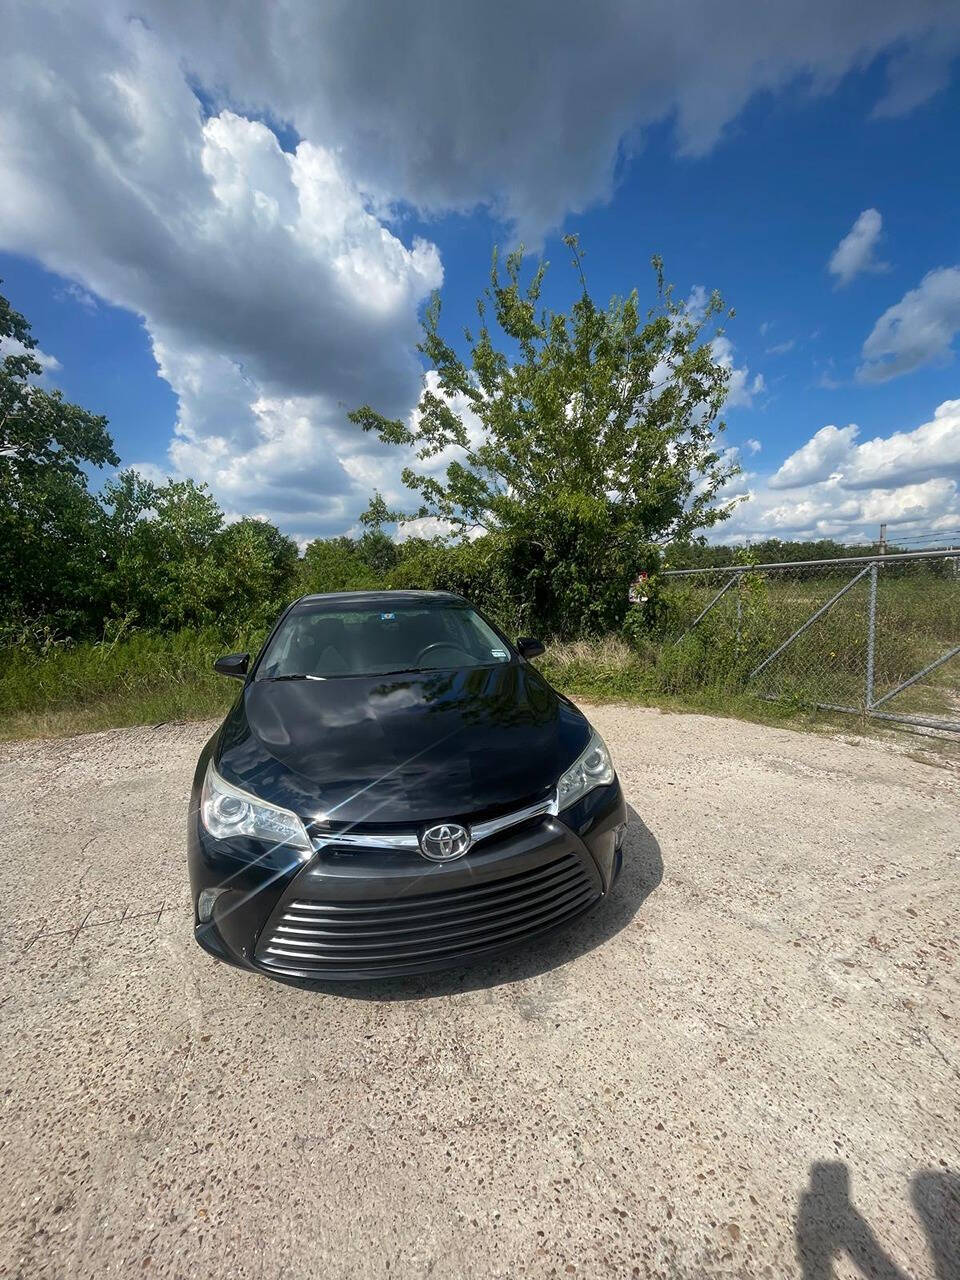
[187, 590, 627, 980]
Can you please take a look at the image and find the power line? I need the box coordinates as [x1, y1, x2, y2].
[840, 529, 960, 547]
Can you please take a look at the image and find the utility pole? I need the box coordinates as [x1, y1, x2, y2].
[878, 522, 887, 556]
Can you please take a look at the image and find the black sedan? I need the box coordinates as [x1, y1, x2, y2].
[187, 590, 627, 980]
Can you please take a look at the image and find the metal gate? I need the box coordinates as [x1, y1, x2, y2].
[661, 550, 960, 733]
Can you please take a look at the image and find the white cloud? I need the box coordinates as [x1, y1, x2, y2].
[4, 3, 957, 242]
[845, 398, 960, 488]
[766, 338, 796, 355]
[417, 372, 489, 481]
[720, 398, 960, 542]
[858, 266, 960, 382]
[743, 438, 762, 454]
[0, 335, 62, 376]
[726, 475, 959, 542]
[816, 360, 844, 391]
[660, 297, 763, 413]
[59, 282, 99, 312]
[334, 369, 488, 520]
[0, 9, 442, 540]
[871, 27, 960, 117]
[126, 462, 173, 487]
[1, 1, 959, 539]
[769, 424, 860, 488]
[395, 516, 460, 543]
[828, 209, 888, 286]
[770, 400, 960, 492]
[712, 335, 764, 409]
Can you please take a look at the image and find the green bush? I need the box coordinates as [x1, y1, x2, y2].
[387, 538, 518, 633]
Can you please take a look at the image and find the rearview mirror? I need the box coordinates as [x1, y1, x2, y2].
[214, 652, 249, 680]
[517, 636, 545, 660]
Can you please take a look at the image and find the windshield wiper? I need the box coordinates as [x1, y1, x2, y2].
[369, 667, 430, 676]
[262, 668, 447, 681]
[260, 673, 326, 682]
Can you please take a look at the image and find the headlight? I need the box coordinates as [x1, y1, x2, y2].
[556, 730, 615, 810]
[200, 759, 312, 856]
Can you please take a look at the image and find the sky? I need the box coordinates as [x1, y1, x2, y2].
[1, 0, 959, 549]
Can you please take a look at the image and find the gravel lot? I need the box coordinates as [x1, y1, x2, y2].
[1, 707, 957, 1279]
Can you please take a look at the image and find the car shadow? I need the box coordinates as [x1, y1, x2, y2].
[283, 803, 662, 1001]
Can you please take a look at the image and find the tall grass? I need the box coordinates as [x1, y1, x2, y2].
[0, 628, 769, 741]
[538, 634, 801, 720]
[0, 628, 263, 738]
[0, 625, 782, 740]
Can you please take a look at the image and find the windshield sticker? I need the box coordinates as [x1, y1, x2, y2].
[380, 612, 396, 621]
[491, 648, 508, 658]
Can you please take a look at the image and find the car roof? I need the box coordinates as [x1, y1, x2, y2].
[293, 589, 467, 608]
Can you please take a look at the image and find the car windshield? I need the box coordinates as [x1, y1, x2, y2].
[256, 601, 513, 680]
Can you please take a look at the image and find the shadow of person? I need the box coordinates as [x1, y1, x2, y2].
[280, 802, 662, 1001]
[911, 1170, 960, 1280]
[796, 1162, 909, 1280]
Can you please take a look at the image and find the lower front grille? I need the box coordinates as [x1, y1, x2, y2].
[255, 852, 599, 974]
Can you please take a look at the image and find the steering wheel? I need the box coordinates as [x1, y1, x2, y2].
[415, 641, 474, 667]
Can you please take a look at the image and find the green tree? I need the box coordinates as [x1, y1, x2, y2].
[211, 518, 299, 627]
[387, 536, 510, 625]
[103, 472, 225, 629]
[103, 474, 300, 632]
[356, 530, 400, 578]
[298, 536, 379, 595]
[351, 239, 740, 636]
[0, 287, 118, 638]
[354, 491, 401, 577]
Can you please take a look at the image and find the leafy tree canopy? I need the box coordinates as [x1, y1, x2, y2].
[299, 536, 379, 596]
[351, 239, 740, 540]
[1, 288, 118, 480]
[350, 238, 742, 635]
[101, 472, 298, 631]
[1, 286, 120, 638]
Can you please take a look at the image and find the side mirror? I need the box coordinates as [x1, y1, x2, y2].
[517, 636, 545, 660]
[214, 652, 249, 680]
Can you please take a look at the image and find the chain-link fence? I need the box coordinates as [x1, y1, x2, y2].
[658, 550, 960, 732]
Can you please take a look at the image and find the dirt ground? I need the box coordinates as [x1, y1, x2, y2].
[0, 707, 957, 1279]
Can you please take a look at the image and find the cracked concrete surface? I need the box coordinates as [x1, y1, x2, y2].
[0, 709, 957, 1278]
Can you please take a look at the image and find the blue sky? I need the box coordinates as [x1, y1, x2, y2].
[2, 1, 959, 546]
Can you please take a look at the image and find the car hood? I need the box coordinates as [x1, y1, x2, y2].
[216, 662, 590, 827]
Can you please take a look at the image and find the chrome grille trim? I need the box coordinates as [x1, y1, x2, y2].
[311, 829, 420, 851]
[255, 850, 600, 973]
[469, 796, 557, 841]
[310, 793, 557, 854]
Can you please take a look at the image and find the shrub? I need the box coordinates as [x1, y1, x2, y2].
[387, 538, 517, 632]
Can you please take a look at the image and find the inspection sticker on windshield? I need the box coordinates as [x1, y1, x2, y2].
[491, 648, 508, 658]
[380, 612, 396, 620]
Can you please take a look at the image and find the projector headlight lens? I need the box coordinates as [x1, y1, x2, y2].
[556, 730, 615, 810]
[200, 759, 312, 855]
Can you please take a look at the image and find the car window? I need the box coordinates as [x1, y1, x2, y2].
[256, 604, 513, 679]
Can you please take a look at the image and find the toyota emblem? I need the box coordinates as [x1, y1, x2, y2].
[419, 822, 472, 862]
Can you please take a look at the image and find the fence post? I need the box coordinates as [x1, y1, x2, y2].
[865, 561, 878, 710]
[736, 571, 743, 644]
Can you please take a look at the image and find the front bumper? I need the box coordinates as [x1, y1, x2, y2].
[188, 779, 626, 981]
